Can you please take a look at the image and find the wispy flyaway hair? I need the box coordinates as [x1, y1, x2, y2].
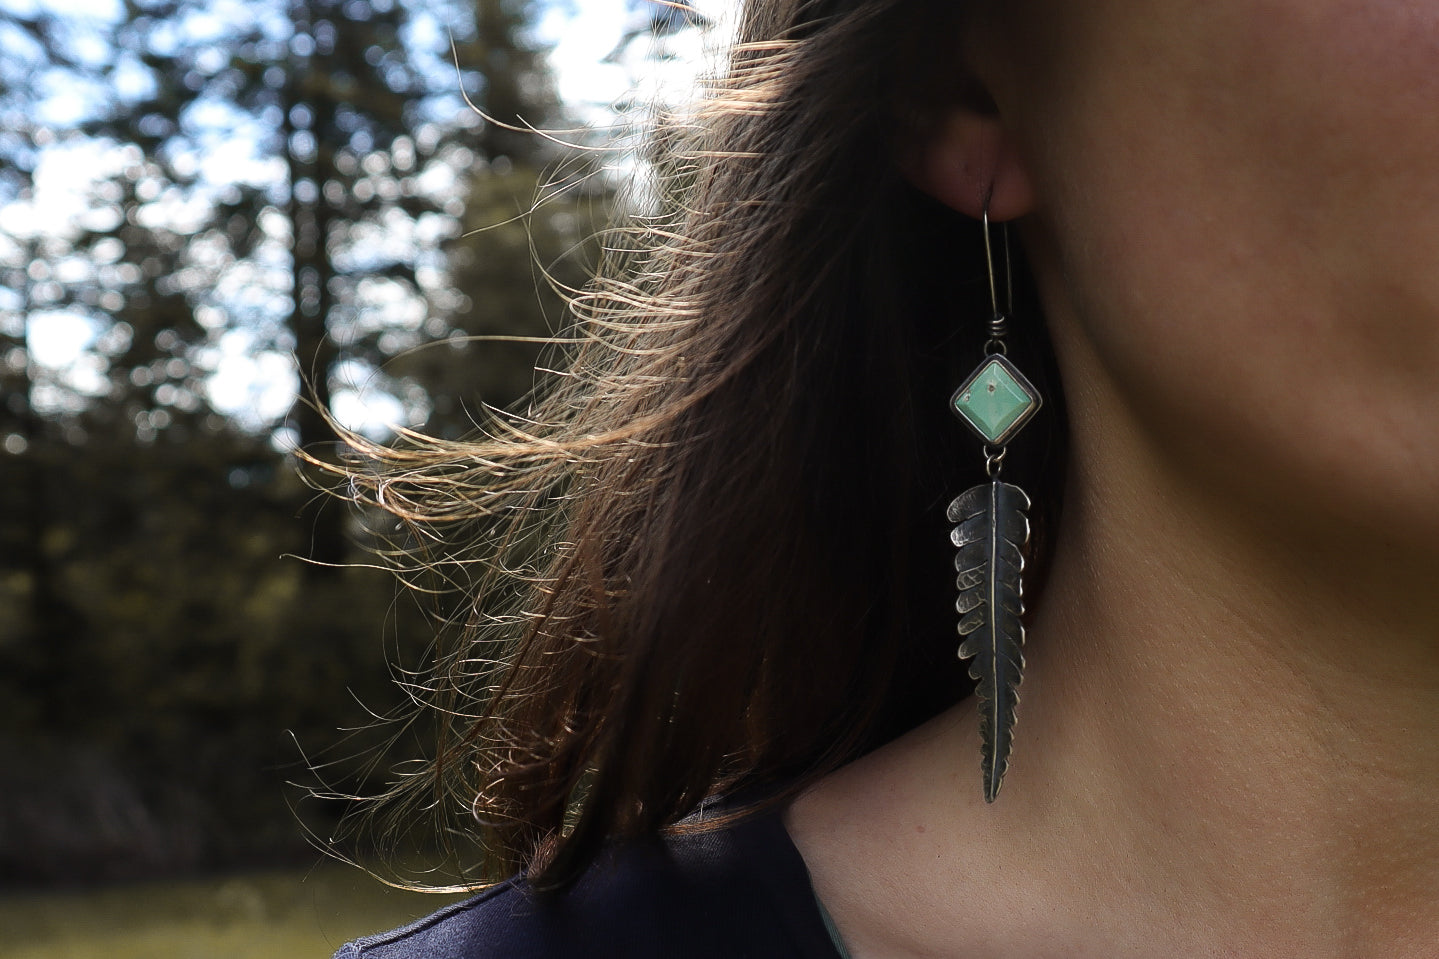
[333, 0, 1065, 891]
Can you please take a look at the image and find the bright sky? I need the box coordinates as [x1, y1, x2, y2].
[12, 0, 736, 437]
[542, 0, 734, 114]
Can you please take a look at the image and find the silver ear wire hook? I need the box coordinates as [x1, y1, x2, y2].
[982, 207, 1012, 354]
[983, 207, 1000, 316]
[1003, 218, 1013, 317]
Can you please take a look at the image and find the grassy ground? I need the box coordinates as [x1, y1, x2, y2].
[2, 865, 471, 959]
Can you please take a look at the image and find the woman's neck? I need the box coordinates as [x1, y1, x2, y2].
[790, 409, 1439, 959]
[1014, 449, 1439, 955]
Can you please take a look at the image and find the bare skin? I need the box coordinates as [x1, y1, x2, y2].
[789, 412, 1439, 957]
[789, 0, 1439, 955]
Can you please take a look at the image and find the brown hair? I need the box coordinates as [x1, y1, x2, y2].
[341, 0, 1065, 890]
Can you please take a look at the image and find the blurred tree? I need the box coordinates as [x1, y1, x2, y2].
[276, 0, 595, 563]
[281, 0, 420, 570]
[472, 0, 551, 163]
[393, 0, 608, 435]
[0, 0, 611, 884]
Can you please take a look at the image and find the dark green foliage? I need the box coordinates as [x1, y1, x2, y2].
[0, 429, 427, 881]
[0, 0, 611, 884]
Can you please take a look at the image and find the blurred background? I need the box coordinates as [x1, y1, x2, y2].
[0, 0, 725, 954]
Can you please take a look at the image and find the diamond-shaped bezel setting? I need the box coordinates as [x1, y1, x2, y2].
[950, 354, 1042, 446]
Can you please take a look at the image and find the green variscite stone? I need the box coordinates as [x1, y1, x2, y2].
[950, 355, 1041, 445]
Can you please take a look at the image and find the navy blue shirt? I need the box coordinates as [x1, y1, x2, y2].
[335, 809, 844, 958]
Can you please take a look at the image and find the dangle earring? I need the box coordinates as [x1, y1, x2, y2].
[948, 207, 1040, 803]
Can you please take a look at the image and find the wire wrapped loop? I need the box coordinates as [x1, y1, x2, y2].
[984, 445, 1008, 477]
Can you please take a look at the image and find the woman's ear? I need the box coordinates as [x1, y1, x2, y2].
[903, 110, 1035, 222]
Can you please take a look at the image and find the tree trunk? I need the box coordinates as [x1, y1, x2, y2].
[283, 2, 345, 576]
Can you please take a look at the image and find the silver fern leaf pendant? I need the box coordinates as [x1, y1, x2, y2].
[948, 479, 1031, 802]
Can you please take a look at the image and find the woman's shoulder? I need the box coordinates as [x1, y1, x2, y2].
[334, 807, 842, 959]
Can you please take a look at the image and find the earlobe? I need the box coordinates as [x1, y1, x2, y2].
[906, 111, 1035, 222]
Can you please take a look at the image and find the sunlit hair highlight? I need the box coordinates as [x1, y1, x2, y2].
[330, 0, 1064, 892]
